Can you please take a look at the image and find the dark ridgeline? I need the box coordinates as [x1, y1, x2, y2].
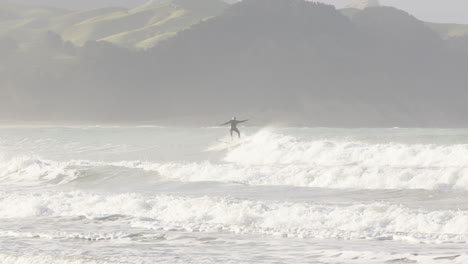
[1, 0, 468, 126]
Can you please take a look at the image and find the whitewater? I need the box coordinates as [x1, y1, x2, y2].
[1, 127, 468, 263]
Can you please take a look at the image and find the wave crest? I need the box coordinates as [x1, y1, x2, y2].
[226, 130, 468, 167]
[1, 191, 467, 243]
[0, 156, 77, 187]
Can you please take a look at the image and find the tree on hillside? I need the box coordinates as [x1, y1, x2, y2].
[42, 31, 76, 55]
[44, 31, 63, 51]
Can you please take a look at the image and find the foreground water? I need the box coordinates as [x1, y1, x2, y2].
[0, 126, 468, 263]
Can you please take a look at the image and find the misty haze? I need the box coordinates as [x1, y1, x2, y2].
[0, 0, 467, 126]
[1, 0, 468, 263]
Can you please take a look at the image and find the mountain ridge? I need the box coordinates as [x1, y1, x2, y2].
[1, 0, 468, 126]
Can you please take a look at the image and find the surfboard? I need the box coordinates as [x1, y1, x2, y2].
[205, 137, 248, 152]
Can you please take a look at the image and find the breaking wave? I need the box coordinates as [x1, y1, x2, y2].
[0, 155, 77, 187]
[225, 130, 468, 167]
[2, 130, 468, 190]
[0, 191, 467, 244]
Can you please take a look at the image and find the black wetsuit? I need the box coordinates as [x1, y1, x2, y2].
[221, 119, 248, 138]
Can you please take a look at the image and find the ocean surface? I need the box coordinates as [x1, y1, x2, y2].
[1, 126, 468, 263]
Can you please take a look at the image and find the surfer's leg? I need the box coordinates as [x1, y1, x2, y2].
[234, 128, 241, 138]
[230, 129, 234, 139]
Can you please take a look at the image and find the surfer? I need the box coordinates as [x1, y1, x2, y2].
[221, 117, 248, 139]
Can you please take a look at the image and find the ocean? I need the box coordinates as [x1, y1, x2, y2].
[0, 126, 467, 263]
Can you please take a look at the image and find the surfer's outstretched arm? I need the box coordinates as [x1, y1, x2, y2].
[220, 121, 231, 126]
[238, 120, 249, 123]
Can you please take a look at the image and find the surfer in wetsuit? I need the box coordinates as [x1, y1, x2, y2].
[221, 117, 248, 139]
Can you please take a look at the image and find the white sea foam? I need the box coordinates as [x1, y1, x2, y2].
[225, 130, 468, 167]
[0, 230, 137, 241]
[130, 161, 468, 190]
[0, 250, 465, 264]
[15, 158, 468, 190]
[0, 253, 121, 264]
[0, 191, 467, 244]
[0, 155, 77, 187]
[313, 250, 468, 264]
[133, 130, 468, 190]
[2, 127, 468, 263]
[3, 129, 468, 190]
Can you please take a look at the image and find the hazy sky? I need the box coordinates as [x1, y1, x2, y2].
[317, 0, 468, 24]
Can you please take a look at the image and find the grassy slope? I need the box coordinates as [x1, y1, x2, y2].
[87, 0, 226, 49]
[49, 7, 127, 33]
[61, 8, 155, 45]
[0, 3, 92, 70]
[61, 0, 227, 48]
[0, 2, 68, 47]
[2, 2, 468, 51]
[427, 22, 468, 39]
[0, 0, 227, 50]
[340, 8, 468, 40]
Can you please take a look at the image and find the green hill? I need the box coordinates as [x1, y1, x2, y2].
[2, 1, 468, 52]
[101, 0, 226, 49]
[427, 22, 468, 39]
[0, 0, 227, 50]
[0, 2, 67, 47]
[49, 7, 127, 33]
[340, 7, 468, 39]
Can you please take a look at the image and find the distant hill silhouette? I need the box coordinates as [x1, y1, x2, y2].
[1, 0, 468, 126]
